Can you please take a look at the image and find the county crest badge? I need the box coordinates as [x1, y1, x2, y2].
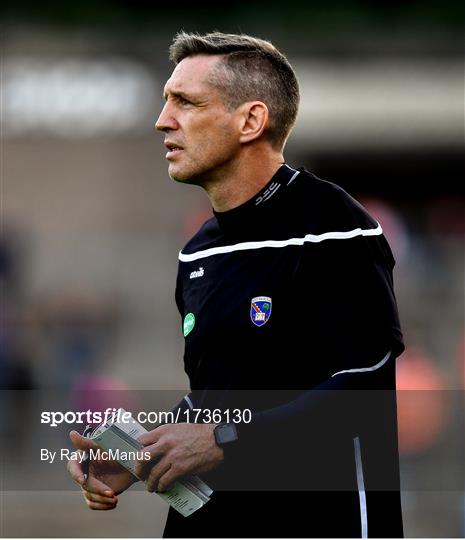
[250, 296, 272, 327]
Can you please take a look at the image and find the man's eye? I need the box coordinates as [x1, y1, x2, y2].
[178, 97, 192, 106]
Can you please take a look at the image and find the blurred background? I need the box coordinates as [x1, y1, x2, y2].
[1, 0, 464, 537]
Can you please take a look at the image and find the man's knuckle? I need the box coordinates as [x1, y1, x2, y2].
[172, 463, 183, 475]
[164, 435, 176, 448]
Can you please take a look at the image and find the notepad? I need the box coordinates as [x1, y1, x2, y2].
[86, 408, 212, 517]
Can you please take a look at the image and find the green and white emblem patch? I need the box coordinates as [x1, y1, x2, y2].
[183, 313, 196, 337]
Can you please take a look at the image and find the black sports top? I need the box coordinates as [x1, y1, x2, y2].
[164, 164, 404, 538]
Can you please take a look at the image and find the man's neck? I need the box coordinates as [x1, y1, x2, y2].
[202, 148, 285, 212]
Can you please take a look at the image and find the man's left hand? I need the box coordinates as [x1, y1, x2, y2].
[135, 423, 224, 493]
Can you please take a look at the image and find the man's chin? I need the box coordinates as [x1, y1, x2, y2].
[168, 165, 201, 186]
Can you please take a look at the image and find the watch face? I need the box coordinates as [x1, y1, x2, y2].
[216, 423, 238, 445]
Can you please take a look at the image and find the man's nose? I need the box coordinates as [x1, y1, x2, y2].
[155, 103, 178, 132]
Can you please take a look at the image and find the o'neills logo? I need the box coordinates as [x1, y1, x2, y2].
[88, 448, 151, 462]
[189, 267, 204, 279]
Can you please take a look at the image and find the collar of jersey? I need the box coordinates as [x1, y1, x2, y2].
[213, 164, 300, 233]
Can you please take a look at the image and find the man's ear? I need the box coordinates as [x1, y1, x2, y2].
[238, 101, 269, 144]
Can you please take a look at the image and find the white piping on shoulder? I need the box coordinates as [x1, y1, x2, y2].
[330, 349, 391, 378]
[183, 394, 194, 410]
[284, 164, 298, 173]
[179, 223, 383, 262]
[283, 163, 301, 185]
[287, 170, 300, 185]
[353, 436, 368, 538]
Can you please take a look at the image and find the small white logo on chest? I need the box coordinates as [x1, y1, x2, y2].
[189, 267, 204, 279]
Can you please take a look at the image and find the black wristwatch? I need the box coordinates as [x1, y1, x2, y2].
[214, 423, 238, 447]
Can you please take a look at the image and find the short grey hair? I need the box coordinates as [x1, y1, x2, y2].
[169, 31, 300, 150]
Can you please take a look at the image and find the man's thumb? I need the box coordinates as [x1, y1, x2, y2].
[69, 430, 98, 451]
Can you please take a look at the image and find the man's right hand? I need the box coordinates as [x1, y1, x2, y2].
[67, 430, 137, 510]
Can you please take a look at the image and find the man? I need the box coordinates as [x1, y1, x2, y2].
[68, 32, 404, 537]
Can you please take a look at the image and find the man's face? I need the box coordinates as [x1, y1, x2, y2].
[156, 55, 241, 184]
